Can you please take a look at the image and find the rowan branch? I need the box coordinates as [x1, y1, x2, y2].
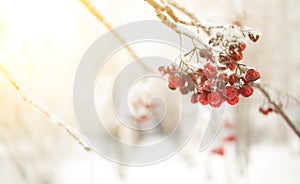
[254, 83, 300, 138]
[144, 0, 300, 138]
[144, 0, 211, 49]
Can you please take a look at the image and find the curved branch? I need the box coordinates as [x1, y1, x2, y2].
[254, 83, 300, 138]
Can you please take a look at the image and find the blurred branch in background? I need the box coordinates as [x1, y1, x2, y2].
[0, 64, 91, 151]
[255, 83, 300, 138]
[79, 0, 152, 72]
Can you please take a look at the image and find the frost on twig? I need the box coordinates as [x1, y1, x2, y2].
[0, 64, 91, 151]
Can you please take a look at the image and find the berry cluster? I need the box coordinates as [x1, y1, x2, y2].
[130, 98, 158, 124]
[158, 24, 261, 108]
[158, 64, 260, 108]
[259, 103, 282, 115]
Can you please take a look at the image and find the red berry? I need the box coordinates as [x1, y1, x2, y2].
[218, 66, 227, 71]
[259, 107, 269, 115]
[203, 63, 217, 78]
[223, 86, 238, 100]
[241, 77, 251, 86]
[229, 50, 243, 61]
[245, 69, 261, 82]
[208, 92, 223, 107]
[168, 83, 176, 90]
[201, 74, 208, 83]
[229, 73, 238, 85]
[223, 134, 237, 142]
[211, 147, 224, 156]
[239, 42, 246, 51]
[197, 68, 203, 73]
[198, 92, 209, 105]
[219, 73, 228, 80]
[168, 76, 183, 88]
[202, 84, 211, 92]
[239, 85, 254, 97]
[227, 95, 239, 105]
[249, 33, 259, 42]
[227, 62, 236, 71]
[191, 94, 199, 104]
[268, 107, 274, 112]
[158, 66, 166, 75]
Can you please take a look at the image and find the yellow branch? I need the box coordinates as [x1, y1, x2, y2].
[79, 0, 152, 72]
[0, 64, 91, 151]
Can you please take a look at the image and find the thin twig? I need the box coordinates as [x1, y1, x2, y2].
[79, 0, 153, 72]
[165, 0, 210, 35]
[0, 64, 91, 151]
[254, 83, 300, 138]
[144, 0, 210, 48]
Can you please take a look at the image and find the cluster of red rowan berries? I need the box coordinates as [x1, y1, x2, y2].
[259, 103, 282, 115]
[159, 64, 260, 107]
[131, 98, 158, 123]
[158, 24, 261, 108]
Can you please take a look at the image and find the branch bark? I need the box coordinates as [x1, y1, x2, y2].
[254, 83, 300, 138]
[144, 0, 210, 48]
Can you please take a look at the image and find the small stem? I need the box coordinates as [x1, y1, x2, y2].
[183, 48, 195, 57]
[254, 83, 300, 138]
[165, 0, 221, 35]
[166, 0, 199, 21]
